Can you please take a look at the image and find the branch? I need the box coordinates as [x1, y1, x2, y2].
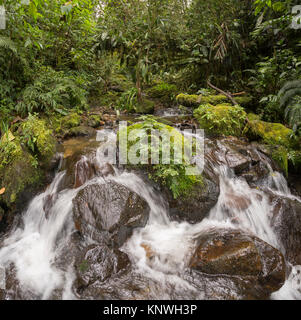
[207, 80, 238, 105]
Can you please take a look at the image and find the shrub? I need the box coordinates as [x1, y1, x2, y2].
[194, 103, 247, 136]
[16, 67, 88, 115]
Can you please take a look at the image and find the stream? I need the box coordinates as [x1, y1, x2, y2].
[0, 114, 300, 300]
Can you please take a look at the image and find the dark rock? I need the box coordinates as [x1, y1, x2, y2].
[167, 178, 219, 224]
[189, 228, 285, 294]
[184, 270, 271, 300]
[64, 126, 96, 138]
[0, 207, 4, 224]
[271, 195, 301, 265]
[72, 182, 150, 247]
[204, 136, 273, 187]
[74, 244, 130, 290]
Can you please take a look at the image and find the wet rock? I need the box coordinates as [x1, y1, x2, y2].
[58, 138, 100, 190]
[97, 163, 115, 177]
[64, 126, 96, 139]
[190, 229, 285, 293]
[0, 207, 4, 224]
[74, 244, 130, 291]
[271, 196, 301, 265]
[184, 270, 271, 300]
[204, 137, 273, 187]
[72, 182, 150, 247]
[167, 178, 219, 224]
[1, 263, 38, 300]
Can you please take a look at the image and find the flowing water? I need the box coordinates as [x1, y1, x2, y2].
[0, 127, 300, 300]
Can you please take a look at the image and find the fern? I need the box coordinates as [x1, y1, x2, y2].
[16, 67, 88, 115]
[0, 36, 17, 54]
[278, 80, 301, 133]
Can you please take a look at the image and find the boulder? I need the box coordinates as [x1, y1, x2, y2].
[74, 244, 131, 290]
[176, 93, 229, 108]
[189, 229, 285, 293]
[167, 178, 219, 224]
[270, 195, 301, 265]
[72, 182, 150, 247]
[203, 137, 273, 187]
[64, 126, 96, 139]
[194, 103, 247, 136]
[244, 120, 294, 147]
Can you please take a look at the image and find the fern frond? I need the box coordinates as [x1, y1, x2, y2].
[284, 103, 301, 127]
[280, 88, 301, 108]
[0, 36, 17, 54]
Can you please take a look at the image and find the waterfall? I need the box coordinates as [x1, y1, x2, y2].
[0, 130, 300, 300]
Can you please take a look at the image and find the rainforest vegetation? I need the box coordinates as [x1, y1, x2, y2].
[0, 0, 300, 211]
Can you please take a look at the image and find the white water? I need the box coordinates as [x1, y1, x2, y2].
[0, 130, 300, 300]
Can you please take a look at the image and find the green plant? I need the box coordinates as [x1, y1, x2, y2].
[116, 88, 138, 112]
[16, 67, 88, 115]
[194, 103, 247, 136]
[278, 80, 301, 134]
[119, 115, 203, 199]
[20, 114, 56, 161]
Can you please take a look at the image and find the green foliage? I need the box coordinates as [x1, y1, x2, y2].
[150, 164, 203, 200]
[244, 119, 294, 147]
[146, 82, 178, 104]
[119, 115, 203, 199]
[194, 103, 247, 136]
[20, 114, 56, 162]
[278, 80, 301, 133]
[116, 88, 138, 112]
[16, 67, 88, 115]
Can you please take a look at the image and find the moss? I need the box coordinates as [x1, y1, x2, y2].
[234, 96, 253, 107]
[99, 91, 120, 107]
[244, 120, 294, 147]
[85, 114, 102, 128]
[271, 146, 289, 177]
[146, 82, 177, 104]
[0, 141, 42, 207]
[176, 94, 201, 107]
[65, 126, 96, 138]
[61, 112, 81, 129]
[193, 103, 247, 136]
[200, 94, 228, 105]
[134, 99, 155, 114]
[247, 113, 261, 121]
[21, 114, 56, 163]
[79, 260, 89, 273]
[119, 116, 203, 199]
[176, 93, 228, 108]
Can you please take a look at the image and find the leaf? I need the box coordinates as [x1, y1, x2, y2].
[0, 188, 5, 195]
[25, 38, 32, 48]
[61, 4, 73, 15]
[0, 130, 15, 144]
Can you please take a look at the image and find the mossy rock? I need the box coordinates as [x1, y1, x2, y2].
[235, 96, 253, 107]
[64, 126, 96, 138]
[244, 120, 294, 147]
[61, 112, 82, 129]
[85, 115, 102, 128]
[193, 103, 247, 136]
[247, 113, 261, 121]
[176, 94, 201, 107]
[176, 93, 228, 108]
[146, 82, 177, 104]
[20, 115, 56, 165]
[134, 99, 155, 114]
[0, 142, 42, 208]
[119, 117, 203, 199]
